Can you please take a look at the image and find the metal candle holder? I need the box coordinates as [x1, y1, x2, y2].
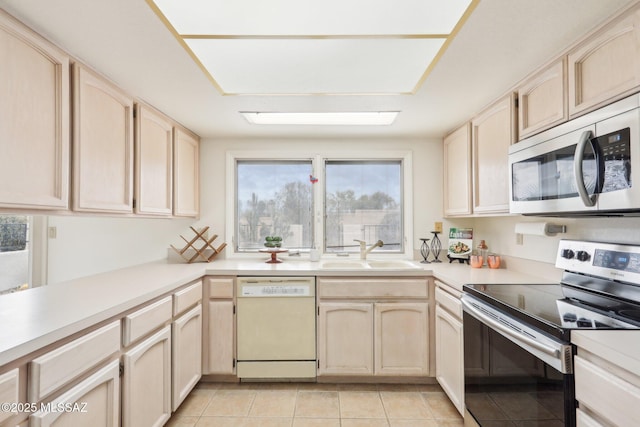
[429, 231, 442, 263]
[419, 238, 430, 263]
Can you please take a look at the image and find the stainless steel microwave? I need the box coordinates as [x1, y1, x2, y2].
[509, 94, 640, 216]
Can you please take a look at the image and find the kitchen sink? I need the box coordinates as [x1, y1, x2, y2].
[319, 260, 370, 269]
[366, 260, 421, 270]
[319, 260, 421, 270]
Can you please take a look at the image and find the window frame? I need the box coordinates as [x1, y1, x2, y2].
[234, 158, 315, 252]
[323, 159, 405, 254]
[226, 150, 413, 258]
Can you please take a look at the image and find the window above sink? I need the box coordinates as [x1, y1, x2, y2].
[227, 150, 414, 259]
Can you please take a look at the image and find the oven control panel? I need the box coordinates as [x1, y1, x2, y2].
[556, 240, 640, 285]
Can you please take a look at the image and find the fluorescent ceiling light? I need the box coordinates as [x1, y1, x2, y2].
[240, 112, 400, 125]
[148, 0, 477, 95]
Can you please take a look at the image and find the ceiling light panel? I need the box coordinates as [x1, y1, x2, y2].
[148, 0, 477, 95]
[186, 38, 445, 94]
[241, 112, 399, 126]
[152, 0, 473, 35]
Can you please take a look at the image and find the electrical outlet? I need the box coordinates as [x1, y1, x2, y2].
[516, 233, 523, 245]
[48, 226, 57, 239]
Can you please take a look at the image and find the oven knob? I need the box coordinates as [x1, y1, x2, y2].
[561, 249, 575, 259]
[576, 251, 591, 262]
[577, 318, 593, 327]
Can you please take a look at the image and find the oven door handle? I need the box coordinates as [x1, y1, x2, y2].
[574, 130, 597, 207]
[461, 298, 560, 358]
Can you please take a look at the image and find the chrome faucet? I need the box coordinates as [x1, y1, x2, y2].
[354, 239, 384, 260]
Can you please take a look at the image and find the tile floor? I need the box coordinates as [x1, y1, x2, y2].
[166, 382, 464, 427]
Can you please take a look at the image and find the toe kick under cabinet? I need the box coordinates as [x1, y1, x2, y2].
[317, 277, 430, 378]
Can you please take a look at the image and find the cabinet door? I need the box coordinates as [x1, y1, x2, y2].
[318, 303, 373, 376]
[172, 304, 202, 411]
[568, 5, 640, 117]
[206, 300, 235, 375]
[173, 127, 200, 217]
[518, 59, 567, 138]
[374, 302, 429, 376]
[471, 94, 516, 214]
[135, 105, 173, 215]
[72, 64, 134, 213]
[435, 305, 464, 415]
[122, 326, 171, 427]
[0, 368, 19, 425]
[0, 10, 70, 210]
[575, 355, 640, 427]
[30, 360, 119, 427]
[443, 123, 472, 216]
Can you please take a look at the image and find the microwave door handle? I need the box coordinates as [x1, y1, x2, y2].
[574, 130, 597, 207]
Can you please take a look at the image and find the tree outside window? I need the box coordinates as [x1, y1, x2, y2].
[236, 161, 313, 251]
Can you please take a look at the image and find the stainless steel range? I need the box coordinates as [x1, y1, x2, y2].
[462, 239, 640, 427]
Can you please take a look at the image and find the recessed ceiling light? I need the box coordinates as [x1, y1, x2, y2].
[240, 112, 400, 125]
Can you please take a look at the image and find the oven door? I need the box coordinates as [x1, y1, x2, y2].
[462, 295, 575, 427]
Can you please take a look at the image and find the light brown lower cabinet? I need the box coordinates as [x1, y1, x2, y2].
[172, 304, 202, 411]
[30, 360, 120, 427]
[435, 305, 464, 415]
[0, 368, 20, 425]
[203, 277, 236, 375]
[317, 300, 429, 377]
[122, 326, 172, 427]
[318, 303, 374, 375]
[374, 303, 429, 376]
[574, 355, 640, 426]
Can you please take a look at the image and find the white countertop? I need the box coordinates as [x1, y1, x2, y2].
[0, 257, 552, 367]
[426, 261, 556, 292]
[572, 330, 640, 373]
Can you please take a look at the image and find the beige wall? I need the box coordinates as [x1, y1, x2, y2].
[472, 215, 640, 265]
[196, 137, 462, 256]
[47, 215, 194, 284]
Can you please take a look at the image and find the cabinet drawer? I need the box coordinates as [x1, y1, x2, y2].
[206, 277, 234, 299]
[318, 278, 428, 299]
[30, 360, 119, 427]
[29, 321, 120, 402]
[123, 296, 172, 346]
[0, 368, 19, 424]
[576, 408, 603, 427]
[173, 280, 203, 316]
[435, 286, 462, 319]
[575, 355, 640, 427]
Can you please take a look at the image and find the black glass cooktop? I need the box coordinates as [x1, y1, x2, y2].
[463, 281, 640, 341]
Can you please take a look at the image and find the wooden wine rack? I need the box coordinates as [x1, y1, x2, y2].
[170, 226, 227, 263]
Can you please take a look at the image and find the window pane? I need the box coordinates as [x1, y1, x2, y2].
[236, 160, 313, 251]
[0, 215, 30, 294]
[325, 160, 402, 253]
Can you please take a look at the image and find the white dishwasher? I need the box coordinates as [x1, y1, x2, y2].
[236, 276, 316, 379]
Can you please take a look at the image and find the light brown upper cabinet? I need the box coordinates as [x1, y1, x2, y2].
[173, 126, 200, 217]
[443, 123, 472, 216]
[0, 10, 70, 210]
[517, 58, 567, 139]
[471, 94, 517, 215]
[135, 105, 173, 216]
[72, 64, 134, 213]
[568, 4, 640, 117]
